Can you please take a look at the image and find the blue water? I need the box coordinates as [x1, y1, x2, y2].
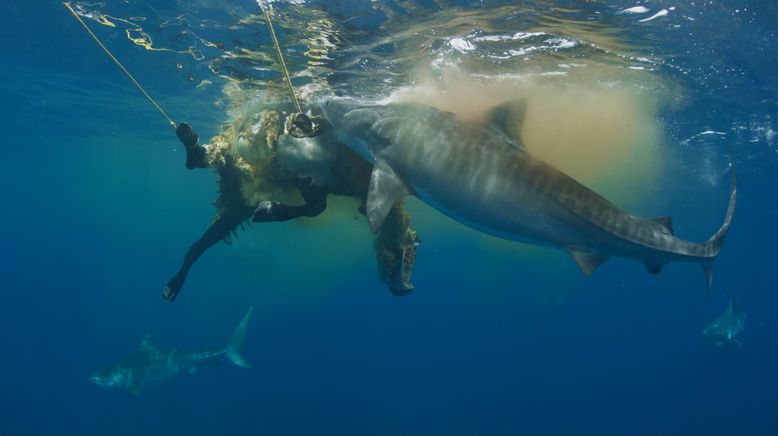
[2, 1, 777, 435]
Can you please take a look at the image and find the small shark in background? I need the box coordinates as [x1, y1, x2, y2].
[704, 296, 745, 347]
[89, 307, 254, 394]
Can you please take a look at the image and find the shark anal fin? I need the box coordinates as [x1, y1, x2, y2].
[652, 216, 674, 235]
[367, 159, 411, 233]
[568, 250, 609, 276]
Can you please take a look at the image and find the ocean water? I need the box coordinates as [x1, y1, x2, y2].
[1, 1, 777, 435]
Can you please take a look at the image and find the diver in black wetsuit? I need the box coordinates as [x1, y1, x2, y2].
[163, 117, 420, 302]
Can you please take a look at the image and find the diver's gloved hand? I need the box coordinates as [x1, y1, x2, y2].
[252, 200, 282, 222]
[176, 123, 209, 169]
[176, 122, 199, 148]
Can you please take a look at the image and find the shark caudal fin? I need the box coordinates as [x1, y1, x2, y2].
[700, 146, 737, 297]
[224, 306, 254, 368]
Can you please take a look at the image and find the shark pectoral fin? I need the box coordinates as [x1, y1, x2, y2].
[367, 159, 411, 233]
[128, 385, 141, 395]
[189, 366, 199, 375]
[568, 250, 609, 276]
[732, 338, 744, 349]
[652, 216, 674, 235]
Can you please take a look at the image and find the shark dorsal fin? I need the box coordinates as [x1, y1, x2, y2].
[652, 216, 674, 235]
[728, 294, 742, 313]
[139, 334, 157, 352]
[367, 159, 411, 233]
[485, 99, 528, 147]
[567, 250, 609, 276]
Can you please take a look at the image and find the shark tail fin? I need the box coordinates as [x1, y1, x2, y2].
[700, 145, 737, 297]
[225, 306, 254, 368]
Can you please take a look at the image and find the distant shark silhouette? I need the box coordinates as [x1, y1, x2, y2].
[321, 98, 736, 294]
[89, 307, 253, 394]
[704, 296, 745, 347]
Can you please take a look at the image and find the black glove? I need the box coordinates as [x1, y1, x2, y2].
[176, 122, 199, 148]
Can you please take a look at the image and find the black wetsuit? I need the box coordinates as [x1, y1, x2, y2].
[163, 121, 417, 301]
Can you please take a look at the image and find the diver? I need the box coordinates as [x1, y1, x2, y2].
[163, 112, 421, 302]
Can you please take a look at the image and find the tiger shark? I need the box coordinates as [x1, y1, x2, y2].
[319, 98, 736, 293]
[89, 307, 253, 394]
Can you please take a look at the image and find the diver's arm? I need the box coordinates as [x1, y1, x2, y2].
[176, 123, 209, 169]
[163, 206, 253, 302]
[252, 177, 328, 222]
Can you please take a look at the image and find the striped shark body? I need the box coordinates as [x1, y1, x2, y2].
[321, 98, 736, 293]
[89, 307, 253, 394]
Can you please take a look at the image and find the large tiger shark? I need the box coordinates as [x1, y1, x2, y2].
[319, 97, 736, 293]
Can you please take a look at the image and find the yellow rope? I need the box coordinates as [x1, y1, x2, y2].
[63, 2, 177, 129]
[259, 2, 303, 113]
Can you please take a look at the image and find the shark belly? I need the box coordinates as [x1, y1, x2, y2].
[128, 353, 191, 387]
[123, 349, 224, 388]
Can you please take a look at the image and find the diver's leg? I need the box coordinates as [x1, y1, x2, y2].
[176, 123, 209, 169]
[373, 201, 421, 296]
[163, 209, 252, 302]
[252, 177, 329, 222]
